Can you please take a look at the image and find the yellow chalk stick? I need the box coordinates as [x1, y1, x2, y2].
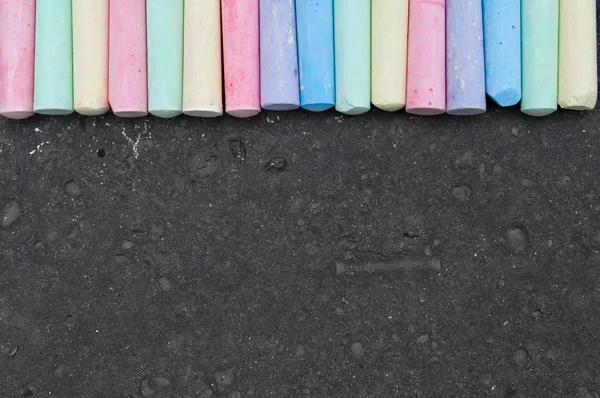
[72, 0, 109, 115]
[371, 0, 409, 111]
[183, 0, 223, 117]
[558, 0, 597, 110]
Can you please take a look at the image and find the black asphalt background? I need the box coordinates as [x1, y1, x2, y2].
[2, 11, 600, 398]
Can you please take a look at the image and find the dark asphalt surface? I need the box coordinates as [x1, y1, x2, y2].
[2, 102, 600, 397]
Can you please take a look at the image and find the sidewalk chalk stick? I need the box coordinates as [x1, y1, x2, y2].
[446, 0, 486, 115]
[558, 0, 597, 110]
[147, 0, 183, 118]
[34, 0, 73, 115]
[260, 0, 300, 111]
[521, 0, 559, 117]
[183, 0, 223, 117]
[334, 0, 371, 115]
[73, 0, 109, 116]
[221, 0, 261, 118]
[371, 0, 409, 112]
[482, 0, 521, 106]
[109, 0, 148, 117]
[406, 0, 446, 115]
[295, 0, 335, 112]
[0, 0, 35, 119]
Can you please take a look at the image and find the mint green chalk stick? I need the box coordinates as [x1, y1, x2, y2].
[521, 0, 559, 117]
[334, 0, 371, 115]
[147, 0, 184, 118]
[34, 0, 73, 115]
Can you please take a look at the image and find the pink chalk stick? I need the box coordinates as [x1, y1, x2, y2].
[0, 1, 35, 119]
[109, 0, 147, 117]
[221, 0, 260, 118]
[406, 0, 446, 115]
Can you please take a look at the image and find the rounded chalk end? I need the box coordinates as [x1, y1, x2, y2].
[262, 103, 300, 111]
[521, 107, 557, 117]
[447, 107, 486, 116]
[150, 109, 182, 119]
[1, 110, 35, 120]
[335, 104, 370, 115]
[406, 107, 445, 116]
[373, 102, 405, 112]
[75, 107, 110, 116]
[183, 109, 223, 118]
[34, 108, 74, 116]
[301, 103, 335, 112]
[490, 88, 521, 107]
[113, 110, 148, 118]
[227, 108, 261, 118]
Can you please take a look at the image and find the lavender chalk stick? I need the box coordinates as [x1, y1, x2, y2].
[259, 0, 300, 110]
[446, 0, 485, 115]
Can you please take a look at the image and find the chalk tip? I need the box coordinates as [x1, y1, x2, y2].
[373, 102, 406, 112]
[405, 107, 445, 116]
[183, 109, 223, 118]
[447, 107, 486, 116]
[335, 104, 370, 115]
[75, 107, 110, 116]
[262, 103, 300, 111]
[34, 108, 74, 116]
[113, 110, 148, 118]
[301, 103, 335, 112]
[521, 107, 557, 117]
[150, 109, 182, 119]
[1, 110, 34, 120]
[489, 88, 521, 107]
[227, 108, 261, 118]
[558, 92, 597, 111]
[559, 104, 595, 111]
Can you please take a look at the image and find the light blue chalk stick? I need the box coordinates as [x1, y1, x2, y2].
[521, 0, 559, 117]
[147, 0, 184, 118]
[482, 0, 521, 107]
[295, 0, 335, 112]
[33, 0, 73, 115]
[334, 0, 370, 115]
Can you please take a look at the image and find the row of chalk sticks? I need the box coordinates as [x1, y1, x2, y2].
[0, 0, 596, 120]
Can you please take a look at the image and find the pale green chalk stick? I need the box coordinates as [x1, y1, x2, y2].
[521, 0, 559, 117]
[34, 0, 73, 115]
[147, 0, 184, 118]
[334, 0, 371, 115]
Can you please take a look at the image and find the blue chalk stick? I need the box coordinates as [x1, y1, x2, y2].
[295, 0, 335, 112]
[482, 0, 521, 106]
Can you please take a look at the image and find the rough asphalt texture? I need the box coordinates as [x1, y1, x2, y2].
[2, 103, 600, 398]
